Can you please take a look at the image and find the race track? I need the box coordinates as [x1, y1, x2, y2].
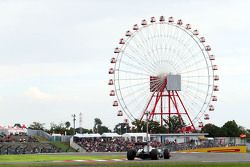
[42, 151, 250, 163]
[1, 152, 250, 167]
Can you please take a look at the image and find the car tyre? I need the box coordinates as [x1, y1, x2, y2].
[150, 149, 159, 160]
[163, 149, 170, 159]
[127, 149, 136, 160]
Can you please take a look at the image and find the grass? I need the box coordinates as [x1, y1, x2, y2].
[33, 136, 48, 142]
[51, 141, 76, 152]
[0, 161, 250, 167]
[0, 154, 124, 162]
[33, 135, 76, 152]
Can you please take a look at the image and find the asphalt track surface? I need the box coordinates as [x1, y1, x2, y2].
[45, 151, 250, 162]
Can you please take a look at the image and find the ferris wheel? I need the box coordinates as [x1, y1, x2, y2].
[108, 16, 219, 132]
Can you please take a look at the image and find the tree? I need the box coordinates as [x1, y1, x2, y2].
[75, 127, 92, 134]
[114, 123, 131, 135]
[201, 123, 223, 137]
[49, 122, 66, 134]
[221, 120, 240, 137]
[163, 115, 185, 133]
[239, 126, 247, 134]
[131, 119, 146, 133]
[93, 118, 102, 133]
[131, 119, 167, 133]
[148, 120, 167, 133]
[14, 123, 22, 128]
[29, 122, 45, 130]
[98, 125, 111, 134]
[92, 118, 111, 134]
[65, 121, 71, 129]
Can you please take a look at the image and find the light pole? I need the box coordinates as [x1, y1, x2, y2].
[145, 111, 149, 154]
[72, 114, 76, 135]
[120, 124, 122, 135]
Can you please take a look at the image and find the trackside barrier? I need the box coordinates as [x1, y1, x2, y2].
[27, 129, 72, 142]
[70, 137, 85, 152]
[27, 129, 51, 140]
[177, 145, 247, 153]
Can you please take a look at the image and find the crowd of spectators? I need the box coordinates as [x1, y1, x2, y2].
[0, 133, 38, 143]
[76, 137, 132, 152]
[75, 137, 165, 152]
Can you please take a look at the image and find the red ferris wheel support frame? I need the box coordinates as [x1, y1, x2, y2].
[139, 78, 196, 132]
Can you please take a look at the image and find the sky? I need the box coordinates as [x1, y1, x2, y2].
[0, 0, 250, 130]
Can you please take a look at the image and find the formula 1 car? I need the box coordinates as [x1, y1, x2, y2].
[127, 142, 170, 160]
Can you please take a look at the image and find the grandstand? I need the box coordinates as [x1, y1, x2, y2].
[72, 133, 159, 152]
[0, 126, 64, 154]
[0, 133, 61, 154]
[71, 132, 247, 153]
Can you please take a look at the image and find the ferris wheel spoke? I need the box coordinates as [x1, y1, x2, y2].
[131, 32, 159, 66]
[181, 90, 207, 105]
[175, 48, 202, 71]
[119, 101, 136, 120]
[121, 86, 148, 100]
[177, 46, 202, 64]
[182, 85, 211, 98]
[124, 47, 158, 74]
[117, 77, 148, 81]
[123, 88, 155, 113]
[179, 58, 206, 73]
[182, 75, 209, 78]
[181, 88, 207, 104]
[118, 81, 149, 90]
[159, 24, 167, 65]
[184, 93, 207, 105]
[124, 82, 165, 112]
[140, 49, 160, 73]
[169, 31, 190, 61]
[137, 28, 154, 54]
[182, 80, 209, 86]
[119, 57, 155, 75]
[120, 79, 163, 99]
[169, 39, 197, 71]
[124, 48, 154, 71]
[118, 77, 162, 91]
[182, 82, 210, 93]
[147, 26, 161, 65]
[121, 78, 164, 100]
[179, 66, 209, 74]
[118, 69, 151, 76]
[182, 85, 211, 95]
[180, 92, 202, 107]
[167, 26, 181, 64]
[178, 93, 203, 118]
[171, 33, 202, 69]
[151, 25, 163, 65]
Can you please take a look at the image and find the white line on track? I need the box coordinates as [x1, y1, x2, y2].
[111, 159, 123, 161]
[74, 160, 87, 162]
[95, 160, 108, 162]
[202, 160, 250, 163]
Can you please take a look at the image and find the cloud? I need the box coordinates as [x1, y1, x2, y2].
[24, 87, 53, 101]
[24, 86, 85, 103]
[0, 61, 105, 81]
